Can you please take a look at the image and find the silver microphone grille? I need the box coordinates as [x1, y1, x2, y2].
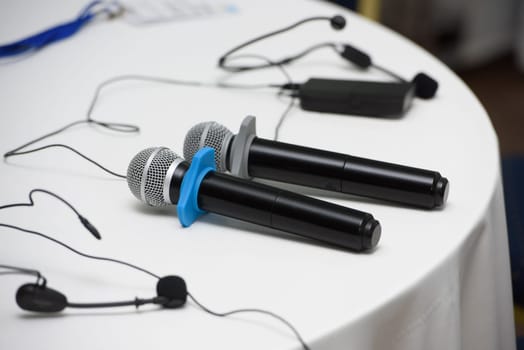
[183, 121, 233, 172]
[127, 147, 180, 207]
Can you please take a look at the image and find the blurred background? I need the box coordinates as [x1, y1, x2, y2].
[328, 0, 524, 344]
[0, 0, 522, 345]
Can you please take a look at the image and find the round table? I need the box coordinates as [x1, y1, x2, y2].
[0, 0, 516, 349]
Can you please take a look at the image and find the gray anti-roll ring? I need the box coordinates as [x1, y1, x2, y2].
[229, 116, 257, 179]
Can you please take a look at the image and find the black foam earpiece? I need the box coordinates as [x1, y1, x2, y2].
[156, 275, 187, 308]
[330, 15, 346, 30]
[412, 72, 438, 99]
[16, 283, 68, 312]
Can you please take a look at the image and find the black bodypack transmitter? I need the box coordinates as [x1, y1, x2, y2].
[297, 78, 415, 117]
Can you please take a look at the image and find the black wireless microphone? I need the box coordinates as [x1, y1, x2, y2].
[127, 147, 381, 251]
[183, 117, 449, 209]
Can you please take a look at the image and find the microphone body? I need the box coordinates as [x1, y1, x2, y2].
[130, 147, 380, 251]
[183, 118, 449, 209]
[247, 138, 448, 209]
[196, 172, 379, 250]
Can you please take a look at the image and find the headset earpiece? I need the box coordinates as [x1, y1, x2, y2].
[330, 15, 346, 30]
[156, 275, 187, 308]
[412, 72, 438, 99]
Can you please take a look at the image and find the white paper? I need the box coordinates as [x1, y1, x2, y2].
[121, 0, 238, 25]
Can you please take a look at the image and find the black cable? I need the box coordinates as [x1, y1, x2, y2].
[5, 120, 89, 153]
[0, 188, 101, 240]
[3, 76, 145, 177]
[0, 264, 46, 286]
[3, 120, 130, 179]
[3, 74, 287, 178]
[3, 75, 214, 178]
[0, 188, 157, 278]
[188, 292, 310, 350]
[5, 143, 127, 179]
[279, 42, 338, 66]
[0, 223, 161, 280]
[223, 53, 296, 141]
[221, 41, 339, 72]
[0, 189, 79, 214]
[274, 92, 297, 141]
[85, 74, 287, 122]
[371, 63, 406, 82]
[86, 75, 204, 124]
[219, 16, 333, 72]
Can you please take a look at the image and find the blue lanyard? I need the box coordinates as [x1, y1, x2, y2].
[0, 1, 121, 58]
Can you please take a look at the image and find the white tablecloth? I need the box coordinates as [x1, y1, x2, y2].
[0, 0, 515, 349]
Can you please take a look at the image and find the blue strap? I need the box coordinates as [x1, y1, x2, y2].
[177, 148, 216, 227]
[0, 1, 107, 58]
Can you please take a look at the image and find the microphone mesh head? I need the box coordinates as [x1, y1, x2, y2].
[127, 147, 179, 207]
[127, 147, 157, 201]
[183, 122, 233, 172]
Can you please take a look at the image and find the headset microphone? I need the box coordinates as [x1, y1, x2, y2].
[218, 15, 346, 70]
[15, 275, 187, 313]
[218, 14, 438, 118]
[0, 193, 310, 349]
[183, 117, 449, 209]
[126, 147, 381, 251]
[3, 259, 310, 349]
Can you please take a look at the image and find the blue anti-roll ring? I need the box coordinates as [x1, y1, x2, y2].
[177, 147, 216, 227]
